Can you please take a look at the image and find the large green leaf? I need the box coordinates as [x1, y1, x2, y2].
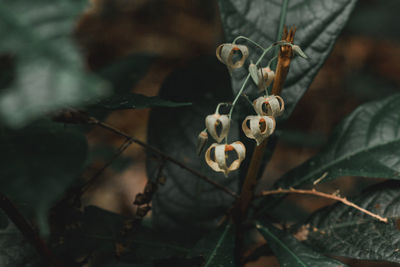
[217, 0, 357, 120]
[275, 94, 400, 189]
[93, 93, 191, 110]
[0, 120, 88, 233]
[256, 221, 346, 267]
[0, 0, 108, 126]
[189, 223, 235, 267]
[53, 206, 190, 265]
[303, 181, 400, 263]
[146, 56, 241, 235]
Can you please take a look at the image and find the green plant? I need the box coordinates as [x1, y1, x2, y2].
[1, 0, 400, 266]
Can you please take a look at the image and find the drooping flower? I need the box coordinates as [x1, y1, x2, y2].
[216, 43, 249, 70]
[249, 64, 275, 90]
[242, 115, 275, 145]
[205, 113, 230, 143]
[205, 141, 246, 176]
[253, 95, 285, 117]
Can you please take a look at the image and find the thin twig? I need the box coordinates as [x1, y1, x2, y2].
[88, 117, 239, 199]
[256, 188, 388, 223]
[0, 192, 60, 266]
[75, 138, 133, 202]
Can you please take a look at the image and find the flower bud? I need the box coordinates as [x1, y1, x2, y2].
[197, 131, 208, 155]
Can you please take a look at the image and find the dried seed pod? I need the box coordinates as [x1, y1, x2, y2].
[144, 181, 158, 195]
[242, 115, 276, 145]
[136, 206, 151, 218]
[133, 193, 151, 205]
[216, 43, 249, 70]
[254, 95, 285, 117]
[249, 64, 275, 90]
[205, 113, 230, 143]
[205, 141, 246, 177]
[197, 131, 208, 155]
[157, 176, 167, 185]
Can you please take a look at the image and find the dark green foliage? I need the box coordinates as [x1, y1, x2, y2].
[53, 206, 190, 265]
[93, 93, 191, 110]
[189, 223, 235, 267]
[1, 0, 400, 266]
[0, 120, 87, 234]
[146, 56, 240, 235]
[0, 220, 42, 267]
[275, 94, 400, 189]
[0, 0, 108, 126]
[303, 181, 400, 264]
[256, 221, 347, 267]
[217, 0, 358, 120]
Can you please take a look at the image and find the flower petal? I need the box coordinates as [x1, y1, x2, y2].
[253, 95, 285, 117]
[205, 113, 230, 143]
[216, 43, 249, 70]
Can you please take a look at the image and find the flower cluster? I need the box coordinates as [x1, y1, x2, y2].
[197, 38, 306, 177]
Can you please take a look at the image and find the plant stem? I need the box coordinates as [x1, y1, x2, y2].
[89, 117, 239, 199]
[232, 36, 266, 51]
[256, 188, 388, 223]
[233, 25, 295, 266]
[0, 192, 60, 267]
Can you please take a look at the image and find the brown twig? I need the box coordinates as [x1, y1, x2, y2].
[88, 117, 239, 199]
[75, 137, 133, 203]
[0, 192, 60, 266]
[233, 26, 296, 223]
[256, 188, 388, 223]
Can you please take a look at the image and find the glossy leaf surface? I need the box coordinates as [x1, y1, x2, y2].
[217, 0, 357, 120]
[304, 181, 400, 263]
[146, 57, 240, 236]
[275, 94, 400, 189]
[256, 221, 346, 267]
[189, 223, 235, 267]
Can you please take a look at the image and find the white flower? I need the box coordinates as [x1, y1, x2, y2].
[216, 43, 249, 70]
[253, 95, 285, 117]
[249, 64, 275, 90]
[242, 115, 275, 145]
[205, 113, 230, 143]
[205, 141, 246, 176]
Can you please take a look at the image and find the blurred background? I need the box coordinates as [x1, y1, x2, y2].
[73, 0, 400, 266]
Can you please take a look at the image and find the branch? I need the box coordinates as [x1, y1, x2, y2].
[256, 188, 388, 223]
[0, 192, 60, 267]
[233, 26, 296, 223]
[75, 138, 133, 202]
[88, 117, 239, 199]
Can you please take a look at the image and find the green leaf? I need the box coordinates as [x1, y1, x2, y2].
[217, 0, 357, 120]
[256, 221, 347, 267]
[0, 120, 88, 233]
[0, 220, 42, 267]
[274, 94, 400, 189]
[303, 181, 400, 263]
[189, 223, 235, 267]
[53, 206, 190, 264]
[93, 93, 191, 110]
[0, 0, 108, 127]
[146, 56, 241, 235]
